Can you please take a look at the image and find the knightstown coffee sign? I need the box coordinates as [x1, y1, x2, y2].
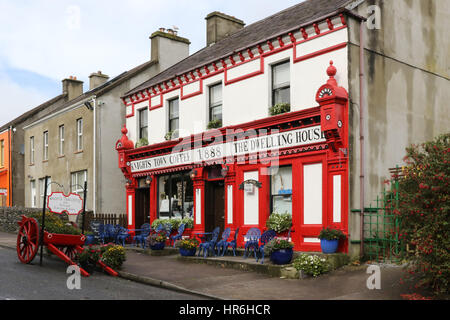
[130, 126, 326, 173]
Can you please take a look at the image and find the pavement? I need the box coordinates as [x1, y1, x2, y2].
[0, 231, 423, 300]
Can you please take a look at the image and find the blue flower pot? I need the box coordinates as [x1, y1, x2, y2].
[179, 248, 196, 257]
[270, 248, 293, 265]
[320, 239, 339, 254]
[150, 242, 165, 250]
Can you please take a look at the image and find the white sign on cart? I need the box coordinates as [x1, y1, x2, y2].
[47, 192, 84, 215]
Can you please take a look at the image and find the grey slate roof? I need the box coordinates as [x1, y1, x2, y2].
[125, 0, 355, 98]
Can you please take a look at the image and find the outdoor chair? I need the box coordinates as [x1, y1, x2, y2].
[215, 227, 231, 256]
[243, 228, 261, 259]
[116, 227, 131, 247]
[222, 227, 240, 256]
[197, 227, 220, 258]
[257, 229, 277, 264]
[133, 223, 151, 248]
[170, 223, 186, 247]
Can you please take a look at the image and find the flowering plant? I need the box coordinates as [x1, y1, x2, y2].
[76, 246, 101, 265]
[318, 227, 346, 241]
[263, 237, 294, 256]
[293, 254, 329, 277]
[101, 245, 126, 269]
[147, 231, 167, 246]
[175, 238, 199, 250]
[265, 213, 292, 233]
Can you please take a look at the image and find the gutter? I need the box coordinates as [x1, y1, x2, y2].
[92, 96, 97, 216]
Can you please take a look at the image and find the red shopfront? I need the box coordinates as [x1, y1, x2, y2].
[116, 62, 349, 252]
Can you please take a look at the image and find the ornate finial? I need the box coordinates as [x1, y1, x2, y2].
[121, 125, 128, 135]
[327, 60, 337, 77]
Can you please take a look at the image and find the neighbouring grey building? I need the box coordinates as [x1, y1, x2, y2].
[22, 29, 190, 216]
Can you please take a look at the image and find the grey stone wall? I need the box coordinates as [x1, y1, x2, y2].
[0, 207, 42, 233]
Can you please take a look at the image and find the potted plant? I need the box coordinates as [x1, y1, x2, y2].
[207, 119, 222, 129]
[265, 213, 292, 236]
[318, 227, 346, 254]
[181, 217, 194, 238]
[176, 238, 199, 256]
[147, 231, 167, 250]
[165, 131, 173, 141]
[135, 137, 149, 148]
[264, 238, 294, 265]
[76, 246, 101, 274]
[269, 103, 290, 116]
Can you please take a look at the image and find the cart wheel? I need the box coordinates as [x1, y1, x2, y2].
[17, 216, 40, 264]
[62, 246, 78, 261]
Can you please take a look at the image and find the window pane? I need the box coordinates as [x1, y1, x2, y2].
[273, 87, 290, 105]
[271, 166, 292, 215]
[210, 106, 222, 121]
[273, 62, 290, 88]
[158, 172, 194, 220]
[158, 175, 170, 220]
[170, 173, 183, 219]
[170, 118, 179, 132]
[169, 99, 179, 119]
[139, 109, 148, 139]
[210, 84, 222, 105]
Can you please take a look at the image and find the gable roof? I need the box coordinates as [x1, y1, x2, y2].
[124, 0, 359, 98]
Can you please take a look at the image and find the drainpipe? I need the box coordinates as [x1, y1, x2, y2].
[9, 126, 12, 206]
[359, 20, 365, 258]
[92, 96, 97, 216]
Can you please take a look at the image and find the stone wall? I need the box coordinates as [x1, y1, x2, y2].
[0, 207, 43, 233]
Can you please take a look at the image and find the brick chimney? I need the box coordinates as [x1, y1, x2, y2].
[150, 29, 190, 70]
[89, 71, 109, 90]
[62, 76, 83, 101]
[205, 12, 245, 46]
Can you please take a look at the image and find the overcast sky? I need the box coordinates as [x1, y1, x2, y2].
[0, 0, 305, 126]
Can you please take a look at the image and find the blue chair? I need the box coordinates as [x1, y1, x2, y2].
[104, 224, 117, 243]
[133, 223, 151, 248]
[170, 223, 186, 247]
[98, 223, 107, 244]
[222, 227, 240, 256]
[197, 227, 220, 258]
[116, 227, 131, 246]
[243, 228, 261, 259]
[257, 229, 277, 264]
[215, 227, 231, 256]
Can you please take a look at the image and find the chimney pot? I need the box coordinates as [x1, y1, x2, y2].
[89, 71, 109, 90]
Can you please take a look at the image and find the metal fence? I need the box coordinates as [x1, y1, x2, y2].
[354, 167, 405, 262]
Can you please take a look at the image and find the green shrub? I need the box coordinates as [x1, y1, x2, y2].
[269, 103, 290, 116]
[175, 238, 199, 250]
[395, 133, 450, 294]
[135, 137, 149, 148]
[293, 254, 329, 277]
[266, 213, 292, 233]
[27, 212, 82, 235]
[207, 119, 222, 129]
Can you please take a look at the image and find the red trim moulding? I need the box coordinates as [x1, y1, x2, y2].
[126, 104, 135, 118]
[122, 25, 348, 107]
[180, 78, 203, 100]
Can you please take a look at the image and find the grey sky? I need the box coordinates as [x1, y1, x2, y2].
[0, 0, 304, 126]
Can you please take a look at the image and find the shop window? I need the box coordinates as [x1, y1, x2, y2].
[158, 171, 193, 220]
[270, 166, 293, 215]
[272, 61, 290, 106]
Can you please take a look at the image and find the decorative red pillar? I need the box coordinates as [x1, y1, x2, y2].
[191, 167, 205, 236]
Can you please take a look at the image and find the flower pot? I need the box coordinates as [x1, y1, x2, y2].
[270, 248, 293, 265]
[150, 242, 165, 250]
[320, 239, 339, 254]
[179, 248, 196, 257]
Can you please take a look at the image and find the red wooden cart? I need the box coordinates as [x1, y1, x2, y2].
[16, 215, 118, 277]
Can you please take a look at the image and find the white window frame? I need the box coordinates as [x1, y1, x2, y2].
[59, 125, 65, 155]
[30, 180, 36, 208]
[43, 131, 48, 161]
[30, 136, 35, 164]
[76, 118, 83, 151]
[71, 170, 87, 197]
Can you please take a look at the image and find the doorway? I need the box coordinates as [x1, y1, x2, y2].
[135, 187, 150, 228]
[204, 181, 225, 232]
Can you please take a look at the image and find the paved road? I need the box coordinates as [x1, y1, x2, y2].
[0, 247, 207, 300]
